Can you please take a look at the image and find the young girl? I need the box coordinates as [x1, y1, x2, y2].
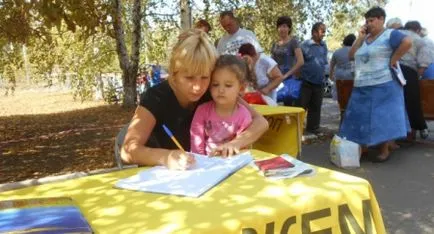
[190, 55, 253, 155]
[121, 29, 268, 170]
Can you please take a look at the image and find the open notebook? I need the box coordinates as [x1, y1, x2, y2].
[115, 152, 253, 197]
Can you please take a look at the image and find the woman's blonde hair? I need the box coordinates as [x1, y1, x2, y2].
[169, 29, 218, 78]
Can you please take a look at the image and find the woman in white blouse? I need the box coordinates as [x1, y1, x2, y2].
[238, 43, 284, 102]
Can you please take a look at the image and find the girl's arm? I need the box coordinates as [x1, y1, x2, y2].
[261, 66, 284, 95]
[190, 107, 207, 155]
[211, 98, 269, 156]
[283, 48, 305, 79]
[121, 106, 194, 170]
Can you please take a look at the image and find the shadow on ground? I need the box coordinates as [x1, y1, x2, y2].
[0, 105, 135, 183]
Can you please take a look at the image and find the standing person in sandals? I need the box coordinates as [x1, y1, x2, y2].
[121, 29, 269, 170]
[217, 10, 263, 55]
[399, 21, 431, 139]
[297, 22, 328, 134]
[339, 7, 412, 162]
[271, 16, 305, 106]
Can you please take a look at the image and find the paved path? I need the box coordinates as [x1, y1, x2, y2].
[301, 97, 434, 234]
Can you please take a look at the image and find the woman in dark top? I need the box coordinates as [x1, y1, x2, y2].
[121, 29, 269, 170]
[271, 16, 304, 105]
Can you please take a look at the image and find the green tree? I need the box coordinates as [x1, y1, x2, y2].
[206, 0, 387, 53]
[0, 0, 111, 44]
[113, 0, 142, 107]
[0, 0, 388, 105]
[327, 0, 387, 50]
[0, 42, 22, 95]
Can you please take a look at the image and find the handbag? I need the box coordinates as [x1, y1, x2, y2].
[277, 75, 302, 102]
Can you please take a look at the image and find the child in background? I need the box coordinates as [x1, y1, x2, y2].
[190, 55, 253, 155]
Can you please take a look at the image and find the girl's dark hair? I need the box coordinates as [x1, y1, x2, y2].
[364, 6, 386, 19]
[343, 34, 356, 46]
[276, 16, 292, 33]
[213, 54, 256, 88]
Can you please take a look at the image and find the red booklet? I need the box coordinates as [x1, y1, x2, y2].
[254, 156, 294, 172]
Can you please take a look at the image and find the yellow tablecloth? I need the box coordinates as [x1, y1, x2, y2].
[253, 105, 305, 157]
[0, 150, 385, 234]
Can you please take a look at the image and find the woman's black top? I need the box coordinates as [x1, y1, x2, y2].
[139, 80, 211, 151]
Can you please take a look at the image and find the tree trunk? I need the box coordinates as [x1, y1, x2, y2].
[113, 0, 142, 107]
[180, 0, 192, 30]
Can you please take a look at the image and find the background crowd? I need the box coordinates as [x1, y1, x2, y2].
[193, 6, 434, 163]
[121, 5, 434, 167]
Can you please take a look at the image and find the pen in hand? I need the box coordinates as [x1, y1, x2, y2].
[162, 124, 195, 169]
[162, 124, 185, 152]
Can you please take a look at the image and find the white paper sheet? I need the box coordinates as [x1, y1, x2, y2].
[115, 152, 253, 197]
[393, 62, 406, 86]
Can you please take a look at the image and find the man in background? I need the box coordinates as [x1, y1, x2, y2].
[216, 11, 263, 55]
[297, 22, 328, 134]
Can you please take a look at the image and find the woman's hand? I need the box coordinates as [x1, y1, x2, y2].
[349, 28, 366, 60]
[359, 25, 368, 38]
[164, 150, 196, 170]
[210, 142, 241, 158]
[260, 87, 270, 95]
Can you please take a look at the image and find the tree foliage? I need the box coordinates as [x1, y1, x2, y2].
[0, 0, 387, 105]
[0, 0, 111, 44]
[197, 0, 387, 52]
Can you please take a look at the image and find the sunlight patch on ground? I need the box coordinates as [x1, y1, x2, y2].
[0, 88, 106, 116]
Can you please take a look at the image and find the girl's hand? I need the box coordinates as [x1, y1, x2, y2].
[210, 142, 241, 158]
[164, 150, 196, 170]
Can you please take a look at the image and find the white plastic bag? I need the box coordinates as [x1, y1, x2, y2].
[261, 95, 278, 106]
[330, 135, 361, 169]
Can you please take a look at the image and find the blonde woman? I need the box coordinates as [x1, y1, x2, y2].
[121, 29, 268, 170]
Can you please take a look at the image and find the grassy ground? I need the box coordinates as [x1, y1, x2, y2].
[0, 86, 135, 184]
